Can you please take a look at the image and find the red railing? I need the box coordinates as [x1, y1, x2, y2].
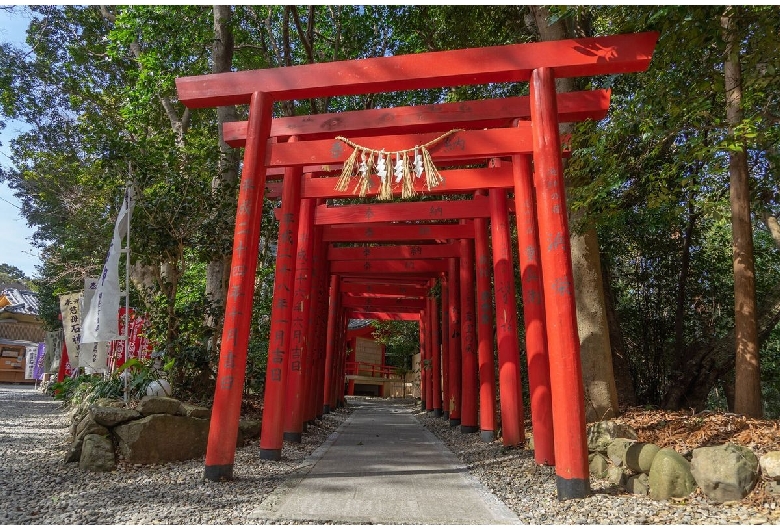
[345, 361, 397, 379]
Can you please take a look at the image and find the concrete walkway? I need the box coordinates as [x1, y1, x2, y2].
[249, 398, 520, 525]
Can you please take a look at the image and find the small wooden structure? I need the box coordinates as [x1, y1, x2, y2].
[176, 31, 658, 500]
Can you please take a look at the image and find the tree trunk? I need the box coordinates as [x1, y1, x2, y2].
[205, 5, 240, 351]
[722, 6, 762, 418]
[601, 256, 637, 408]
[529, 6, 619, 422]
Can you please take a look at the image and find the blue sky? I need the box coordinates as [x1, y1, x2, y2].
[0, 8, 39, 279]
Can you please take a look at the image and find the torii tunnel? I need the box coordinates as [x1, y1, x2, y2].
[175, 31, 658, 500]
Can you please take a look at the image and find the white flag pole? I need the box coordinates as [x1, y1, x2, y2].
[123, 166, 133, 403]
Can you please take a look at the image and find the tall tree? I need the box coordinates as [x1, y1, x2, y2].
[722, 6, 762, 418]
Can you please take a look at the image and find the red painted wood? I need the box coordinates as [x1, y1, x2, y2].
[284, 195, 315, 441]
[305, 221, 326, 424]
[447, 256, 461, 424]
[223, 90, 610, 146]
[440, 276, 450, 417]
[312, 221, 330, 420]
[322, 275, 340, 414]
[259, 155, 302, 457]
[315, 196, 490, 226]
[531, 67, 589, 497]
[474, 191, 496, 438]
[340, 283, 428, 297]
[268, 127, 532, 168]
[206, 92, 273, 477]
[513, 154, 555, 465]
[303, 166, 514, 200]
[459, 233, 478, 432]
[430, 287, 442, 414]
[421, 307, 431, 411]
[348, 311, 421, 321]
[177, 32, 658, 107]
[328, 243, 460, 261]
[489, 187, 524, 448]
[330, 260, 448, 274]
[340, 295, 426, 311]
[323, 222, 475, 242]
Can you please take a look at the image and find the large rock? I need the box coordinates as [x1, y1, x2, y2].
[760, 451, 780, 480]
[626, 443, 661, 473]
[648, 448, 696, 500]
[79, 434, 116, 472]
[114, 414, 209, 464]
[607, 438, 635, 466]
[589, 453, 609, 478]
[625, 473, 650, 495]
[690, 443, 759, 503]
[179, 403, 211, 419]
[90, 406, 141, 427]
[137, 396, 182, 416]
[237, 419, 262, 447]
[586, 421, 637, 453]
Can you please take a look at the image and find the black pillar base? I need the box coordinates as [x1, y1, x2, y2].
[443, 411, 450, 420]
[420, 400, 426, 411]
[323, 404, 331, 415]
[480, 430, 495, 443]
[434, 408, 443, 417]
[204, 464, 234, 482]
[259, 448, 282, 461]
[556, 476, 590, 500]
[460, 425, 479, 434]
[283, 432, 302, 443]
[449, 418, 461, 428]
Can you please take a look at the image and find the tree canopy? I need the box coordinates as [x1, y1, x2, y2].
[1, 5, 779, 416]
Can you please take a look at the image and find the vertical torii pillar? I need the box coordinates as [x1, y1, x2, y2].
[440, 275, 450, 420]
[530, 67, 589, 500]
[304, 218, 326, 426]
[459, 232, 478, 434]
[313, 232, 330, 419]
[259, 155, 303, 461]
[419, 312, 428, 410]
[322, 275, 340, 414]
[429, 285, 443, 416]
[489, 187, 524, 448]
[513, 152, 555, 465]
[447, 254, 461, 427]
[284, 194, 315, 442]
[474, 190, 496, 442]
[204, 92, 272, 481]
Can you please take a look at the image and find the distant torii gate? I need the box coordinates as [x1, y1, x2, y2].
[176, 31, 658, 500]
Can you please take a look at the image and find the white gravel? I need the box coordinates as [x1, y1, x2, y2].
[2, 385, 779, 525]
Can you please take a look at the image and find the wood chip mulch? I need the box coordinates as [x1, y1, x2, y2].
[609, 408, 780, 510]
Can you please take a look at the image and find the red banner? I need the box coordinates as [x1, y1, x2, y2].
[110, 308, 153, 367]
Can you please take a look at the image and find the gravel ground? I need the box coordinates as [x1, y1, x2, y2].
[2, 384, 779, 525]
[0, 384, 351, 525]
[414, 408, 780, 525]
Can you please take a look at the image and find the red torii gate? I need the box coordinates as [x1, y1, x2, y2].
[176, 31, 658, 500]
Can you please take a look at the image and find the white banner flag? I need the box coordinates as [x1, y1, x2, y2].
[81, 187, 136, 343]
[80, 277, 110, 372]
[59, 292, 82, 369]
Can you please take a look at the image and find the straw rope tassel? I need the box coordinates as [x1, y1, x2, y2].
[335, 146, 360, 192]
[333, 129, 461, 200]
[401, 151, 415, 199]
[422, 146, 444, 191]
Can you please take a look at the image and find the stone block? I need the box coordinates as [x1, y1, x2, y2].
[648, 448, 695, 500]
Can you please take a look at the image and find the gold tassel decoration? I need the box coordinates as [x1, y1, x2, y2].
[421, 145, 443, 191]
[335, 145, 360, 192]
[333, 129, 461, 200]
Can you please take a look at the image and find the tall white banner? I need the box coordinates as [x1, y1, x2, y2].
[81, 187, 135, 343]
[80, 277, 109, 372]
[59, 292, 82, 369]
